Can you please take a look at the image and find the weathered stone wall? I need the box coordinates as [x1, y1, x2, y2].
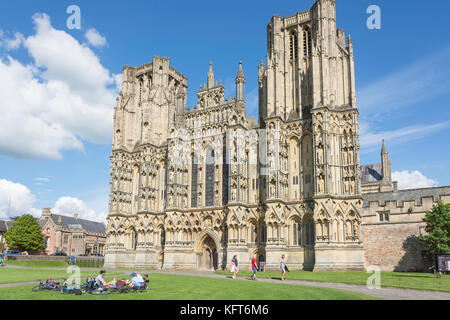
[362, 222, 429, 272]
[361, 191, 450, 272]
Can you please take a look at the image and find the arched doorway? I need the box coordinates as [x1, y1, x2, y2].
[197, 234, 218, 271]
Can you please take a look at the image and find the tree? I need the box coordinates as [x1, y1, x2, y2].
[5, 214, 46, 252]
[419, 201, 450, 255]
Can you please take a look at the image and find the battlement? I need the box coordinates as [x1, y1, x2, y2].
[363, 186, 450, 208]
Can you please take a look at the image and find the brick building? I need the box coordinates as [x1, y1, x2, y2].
[39, 208, 106, 256]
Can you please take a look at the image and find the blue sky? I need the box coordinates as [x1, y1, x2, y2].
[0, 0, 449, 221]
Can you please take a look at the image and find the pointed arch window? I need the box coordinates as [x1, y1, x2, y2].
[191, 155, 198, 208]
[290, 31, 298, 60]
[205, 148, 215, 207]
[303, 27, 312, 57]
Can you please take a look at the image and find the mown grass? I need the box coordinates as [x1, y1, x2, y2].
[5, 259, 104, 269]
[0, 273, 378, 300]
[216, 270, 450, 292]
[0, 267, 117, 284]
[5, 260, 69, 268]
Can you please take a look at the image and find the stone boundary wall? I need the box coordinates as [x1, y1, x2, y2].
[362, 222, 430, 272]
[361, 191, 450, 272]
[5, 255, 104, 264]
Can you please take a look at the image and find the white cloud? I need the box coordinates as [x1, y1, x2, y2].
[358, 48, 450, 154]
[0, 179, 106, 222]
[85, 28, 107, 48]
[0, 13, 119, 159]
[0, 31, 25, 50]
[360, 120, 450, 154]
[35, 177, 50, 182]
[0, 179, 40, 219]
[358, 47, 450, 117]
[392, 170, 439, 190]
[52, 196, 106, 223]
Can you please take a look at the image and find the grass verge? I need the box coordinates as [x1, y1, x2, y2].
[0, 273, 378, 300]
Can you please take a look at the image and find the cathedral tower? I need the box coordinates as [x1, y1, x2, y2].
[259, 0, 364, 271]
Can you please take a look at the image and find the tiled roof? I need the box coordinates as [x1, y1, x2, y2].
[361, 163, 383, 184]
[47, 214, 105, 235]
[0, 220, 14, 233]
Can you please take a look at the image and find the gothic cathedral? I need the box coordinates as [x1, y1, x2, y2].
[105, 0, 365, 271]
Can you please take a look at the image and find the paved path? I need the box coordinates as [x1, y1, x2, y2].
[153, 270, 450, 300]
[1, 265, 449, 300]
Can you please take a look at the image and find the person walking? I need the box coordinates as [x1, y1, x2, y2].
[279, 254, 286, 281]
[251, 254, 258, 280]
[231, 255, 239, 279]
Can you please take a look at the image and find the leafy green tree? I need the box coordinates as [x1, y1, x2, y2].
[419, 201, 450, 255]
[5, 214, 46, 252]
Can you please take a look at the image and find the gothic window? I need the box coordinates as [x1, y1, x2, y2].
[222, 148, 229, 205]
[139, 78, 143, 104]
[191, 155, 198, 208]
[205, 148, 215, 207]
[290, 31, 298, 60]
[293, 222, 302, 245]
[303, 27, 312, 57]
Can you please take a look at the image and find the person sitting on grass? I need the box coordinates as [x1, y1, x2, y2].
[143, 274, 150, 288]
[130, 272, 145, 289]
[95, 270, 115, 288]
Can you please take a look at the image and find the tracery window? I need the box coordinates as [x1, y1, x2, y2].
[191, 155, 198, 208]
[205, 148, 215, 207]
[290, 31, 298, 60]
[303, 27, 312, 57]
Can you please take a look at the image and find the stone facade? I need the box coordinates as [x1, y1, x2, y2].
[104, 0, 450, 272]
[361, 181, 450, 272]
[39, 208, 106, 256]
[105, 0, 366, 272]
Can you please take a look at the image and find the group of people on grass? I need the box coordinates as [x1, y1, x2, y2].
[89, 270, 149, 290]
[230, 254, 288, 281]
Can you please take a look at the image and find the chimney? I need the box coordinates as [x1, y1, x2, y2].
[393, 181, 398, 193]
[74, 213, 78, 220]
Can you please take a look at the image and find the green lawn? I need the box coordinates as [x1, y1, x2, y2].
[216, 270, 450, 292]
[0, 268, 114, 284]
[0, 273, 378, 300]
[5, 260, 69, 268]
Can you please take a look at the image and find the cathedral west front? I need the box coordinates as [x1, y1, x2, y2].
[105, 0, 449, 273]
[105, 0, 365, 272]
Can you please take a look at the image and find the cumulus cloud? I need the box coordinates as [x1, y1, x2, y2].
[0, 31, 25, 50]
[0, 13, 119, 159]
[85, 28, 107, 48]
[52, 196, 106, 223]
[0, 179, 106, 222]
[392, 170, 439, 190]
[0, 179, 40, 219]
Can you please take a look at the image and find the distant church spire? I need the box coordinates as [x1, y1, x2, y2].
[207, 62, 214, 88]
